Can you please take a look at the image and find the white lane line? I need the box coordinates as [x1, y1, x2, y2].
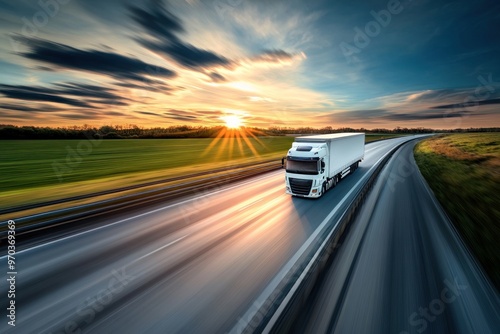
[230, 141, 404, 334]
[128, 235, 188, 267]
[2, 171, 282, 258]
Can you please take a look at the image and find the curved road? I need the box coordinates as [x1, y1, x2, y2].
[0, 136, 411, 333]
[2, 136, 497, 333]
[291, 140, 500, 334]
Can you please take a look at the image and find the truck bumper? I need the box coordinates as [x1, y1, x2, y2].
[286, 187, 321, 198]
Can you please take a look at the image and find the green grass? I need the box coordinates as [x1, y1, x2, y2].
[0, 133, 401, 210]
[414, 133, 500, 289]
[1, 137, 294, 208]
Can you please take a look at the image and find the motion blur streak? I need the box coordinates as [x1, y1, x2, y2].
[1, 136, 440, 333]
[291, 141, 500, 334]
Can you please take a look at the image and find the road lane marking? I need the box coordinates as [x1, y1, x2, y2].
[128, 235, 188, 266]
[2, 172, 282, 258]
[230, 141, 406, 334]
[7, 137, 416, 258]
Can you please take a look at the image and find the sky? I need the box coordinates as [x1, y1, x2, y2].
[0, 0, 499, 129]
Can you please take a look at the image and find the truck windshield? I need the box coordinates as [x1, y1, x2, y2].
[286, 159, 318, 175]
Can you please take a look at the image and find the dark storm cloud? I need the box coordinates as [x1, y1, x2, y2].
[14, 37, 176, 82]
[0, 83, 130, 108]
[130, 2, 232, 70]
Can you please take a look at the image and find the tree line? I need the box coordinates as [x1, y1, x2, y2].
[0, 124, 498, 139]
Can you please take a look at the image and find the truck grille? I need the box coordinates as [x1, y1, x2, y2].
[289, 178, 312, 196]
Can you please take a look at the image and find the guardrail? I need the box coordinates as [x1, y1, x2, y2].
[232, 138, 417, 334]
[0, 159, 283, 240]
[0, 158, 282, 215]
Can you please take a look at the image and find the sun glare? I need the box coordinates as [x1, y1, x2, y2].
[222, 115, 243, 129]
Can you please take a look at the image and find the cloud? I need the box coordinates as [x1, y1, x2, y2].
[251, 49, 298, 64]
[0, 82, 130, 109]
[55, 112, 103, 120]
[141, 39, 232, 70]
[324, 108, 473, 123]
[0, 103, 62, 113]
[129, 2, 184, 42]
[0, 84, 93, 108]
[14, 36, 176, 83]
[130, 2, 232, 70]
[114, 81, 177, 94]
[136, 111, 164, 117]
[163, 109, 203, 121]
[207, 72, 227, 83]
[431, 98, 500, 109]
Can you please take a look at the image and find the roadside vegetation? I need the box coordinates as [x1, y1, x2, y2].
[414, 133, 500, 288]
[0, 136, 293, 209]
[1, 132, 402, 211]
[2, 123, 495, 139]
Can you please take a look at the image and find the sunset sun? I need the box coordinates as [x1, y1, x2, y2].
[222, 115, 243, 129]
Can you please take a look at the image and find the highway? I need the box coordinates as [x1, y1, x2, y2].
[290, 140, 500, 334]
[1, 136, 498, 333]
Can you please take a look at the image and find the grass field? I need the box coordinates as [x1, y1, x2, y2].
[414, 133, 500, 288]
[1, 136, 294, 208]
[0, 133, 403, 210]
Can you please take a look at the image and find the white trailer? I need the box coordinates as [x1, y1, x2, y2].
[285, 133, 365, 198]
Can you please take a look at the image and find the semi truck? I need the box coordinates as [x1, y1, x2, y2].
[285, 133, 365, 198]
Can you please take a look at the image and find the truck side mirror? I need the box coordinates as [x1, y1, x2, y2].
[321, 161, 325, 172]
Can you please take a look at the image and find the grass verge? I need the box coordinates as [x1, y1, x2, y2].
[414, 133, 500, 289]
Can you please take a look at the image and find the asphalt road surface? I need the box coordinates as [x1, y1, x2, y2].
[291, 140, 500, 334]
[2, 135, 496, 333]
